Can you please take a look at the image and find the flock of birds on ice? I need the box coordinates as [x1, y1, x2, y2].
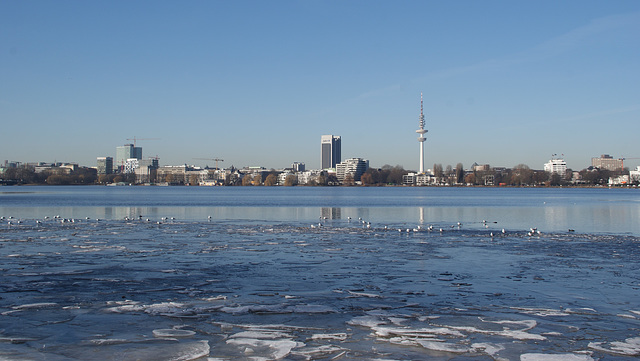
[2, 213, 563, 238]
[310, 216, 545, 238]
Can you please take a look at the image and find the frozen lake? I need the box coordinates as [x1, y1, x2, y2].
[1, 186, 639, 360]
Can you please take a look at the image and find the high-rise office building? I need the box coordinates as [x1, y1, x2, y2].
[96, 157, 113, 175]
[292, 162, 305, 172]
[116, 144, 142, 172]
[321, 135, 341, 169]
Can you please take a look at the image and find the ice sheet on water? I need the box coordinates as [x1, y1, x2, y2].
[348, 310, 551, 357]
[290, 344, 347, 360]
[152, 328, 196, 338]
[512, 307, 571, 317]
[520, 353, 594, 361]
[414, 340, 470, 353]
[219, 303, 335, 315]
[117, 340, 210, 361]
[230, 331, 291, 340]
[309, 333, 348, 341]
[226, 337, 301, 360]
[2, 218, 640, 360]
[589, 336, 640, 356]
[12, 302, 59, 310]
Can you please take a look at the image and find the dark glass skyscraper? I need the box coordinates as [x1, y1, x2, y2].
[321, 135, 341, 169]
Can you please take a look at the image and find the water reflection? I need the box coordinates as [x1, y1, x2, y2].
[1, 203, 639, 235]
[321, 207, 341, 220]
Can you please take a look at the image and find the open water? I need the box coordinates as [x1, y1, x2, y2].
[1, 186, 639, 360]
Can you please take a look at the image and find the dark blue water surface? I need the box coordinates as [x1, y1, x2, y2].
[0, 185, 636, 207]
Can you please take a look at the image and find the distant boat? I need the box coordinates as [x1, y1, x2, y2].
[106, 182, 129, 186]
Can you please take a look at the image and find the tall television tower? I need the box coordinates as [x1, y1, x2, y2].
[415, 93, 428, 174]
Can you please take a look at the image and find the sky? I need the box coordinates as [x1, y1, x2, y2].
[1, 1, 639, 171]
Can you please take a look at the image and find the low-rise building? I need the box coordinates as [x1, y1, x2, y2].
[297, 170, 323, 185]
[629, 166, 640, 184]
[609, 175, 629, 185]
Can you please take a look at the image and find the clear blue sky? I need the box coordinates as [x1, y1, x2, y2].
[1, 1, 639, 171]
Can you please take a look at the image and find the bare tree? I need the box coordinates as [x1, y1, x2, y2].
[264, 173, 277, 186]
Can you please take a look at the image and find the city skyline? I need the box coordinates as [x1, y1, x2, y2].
[1, 1, 639, 170]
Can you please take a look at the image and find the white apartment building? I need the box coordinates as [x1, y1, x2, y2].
[544, 158, 567, 175]
[336, 158, 369, 182]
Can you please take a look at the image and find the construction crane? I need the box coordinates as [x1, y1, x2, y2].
[194, 158, 224, 170]
[126, 136, 159, 147]
[621, 157, 640, 170]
